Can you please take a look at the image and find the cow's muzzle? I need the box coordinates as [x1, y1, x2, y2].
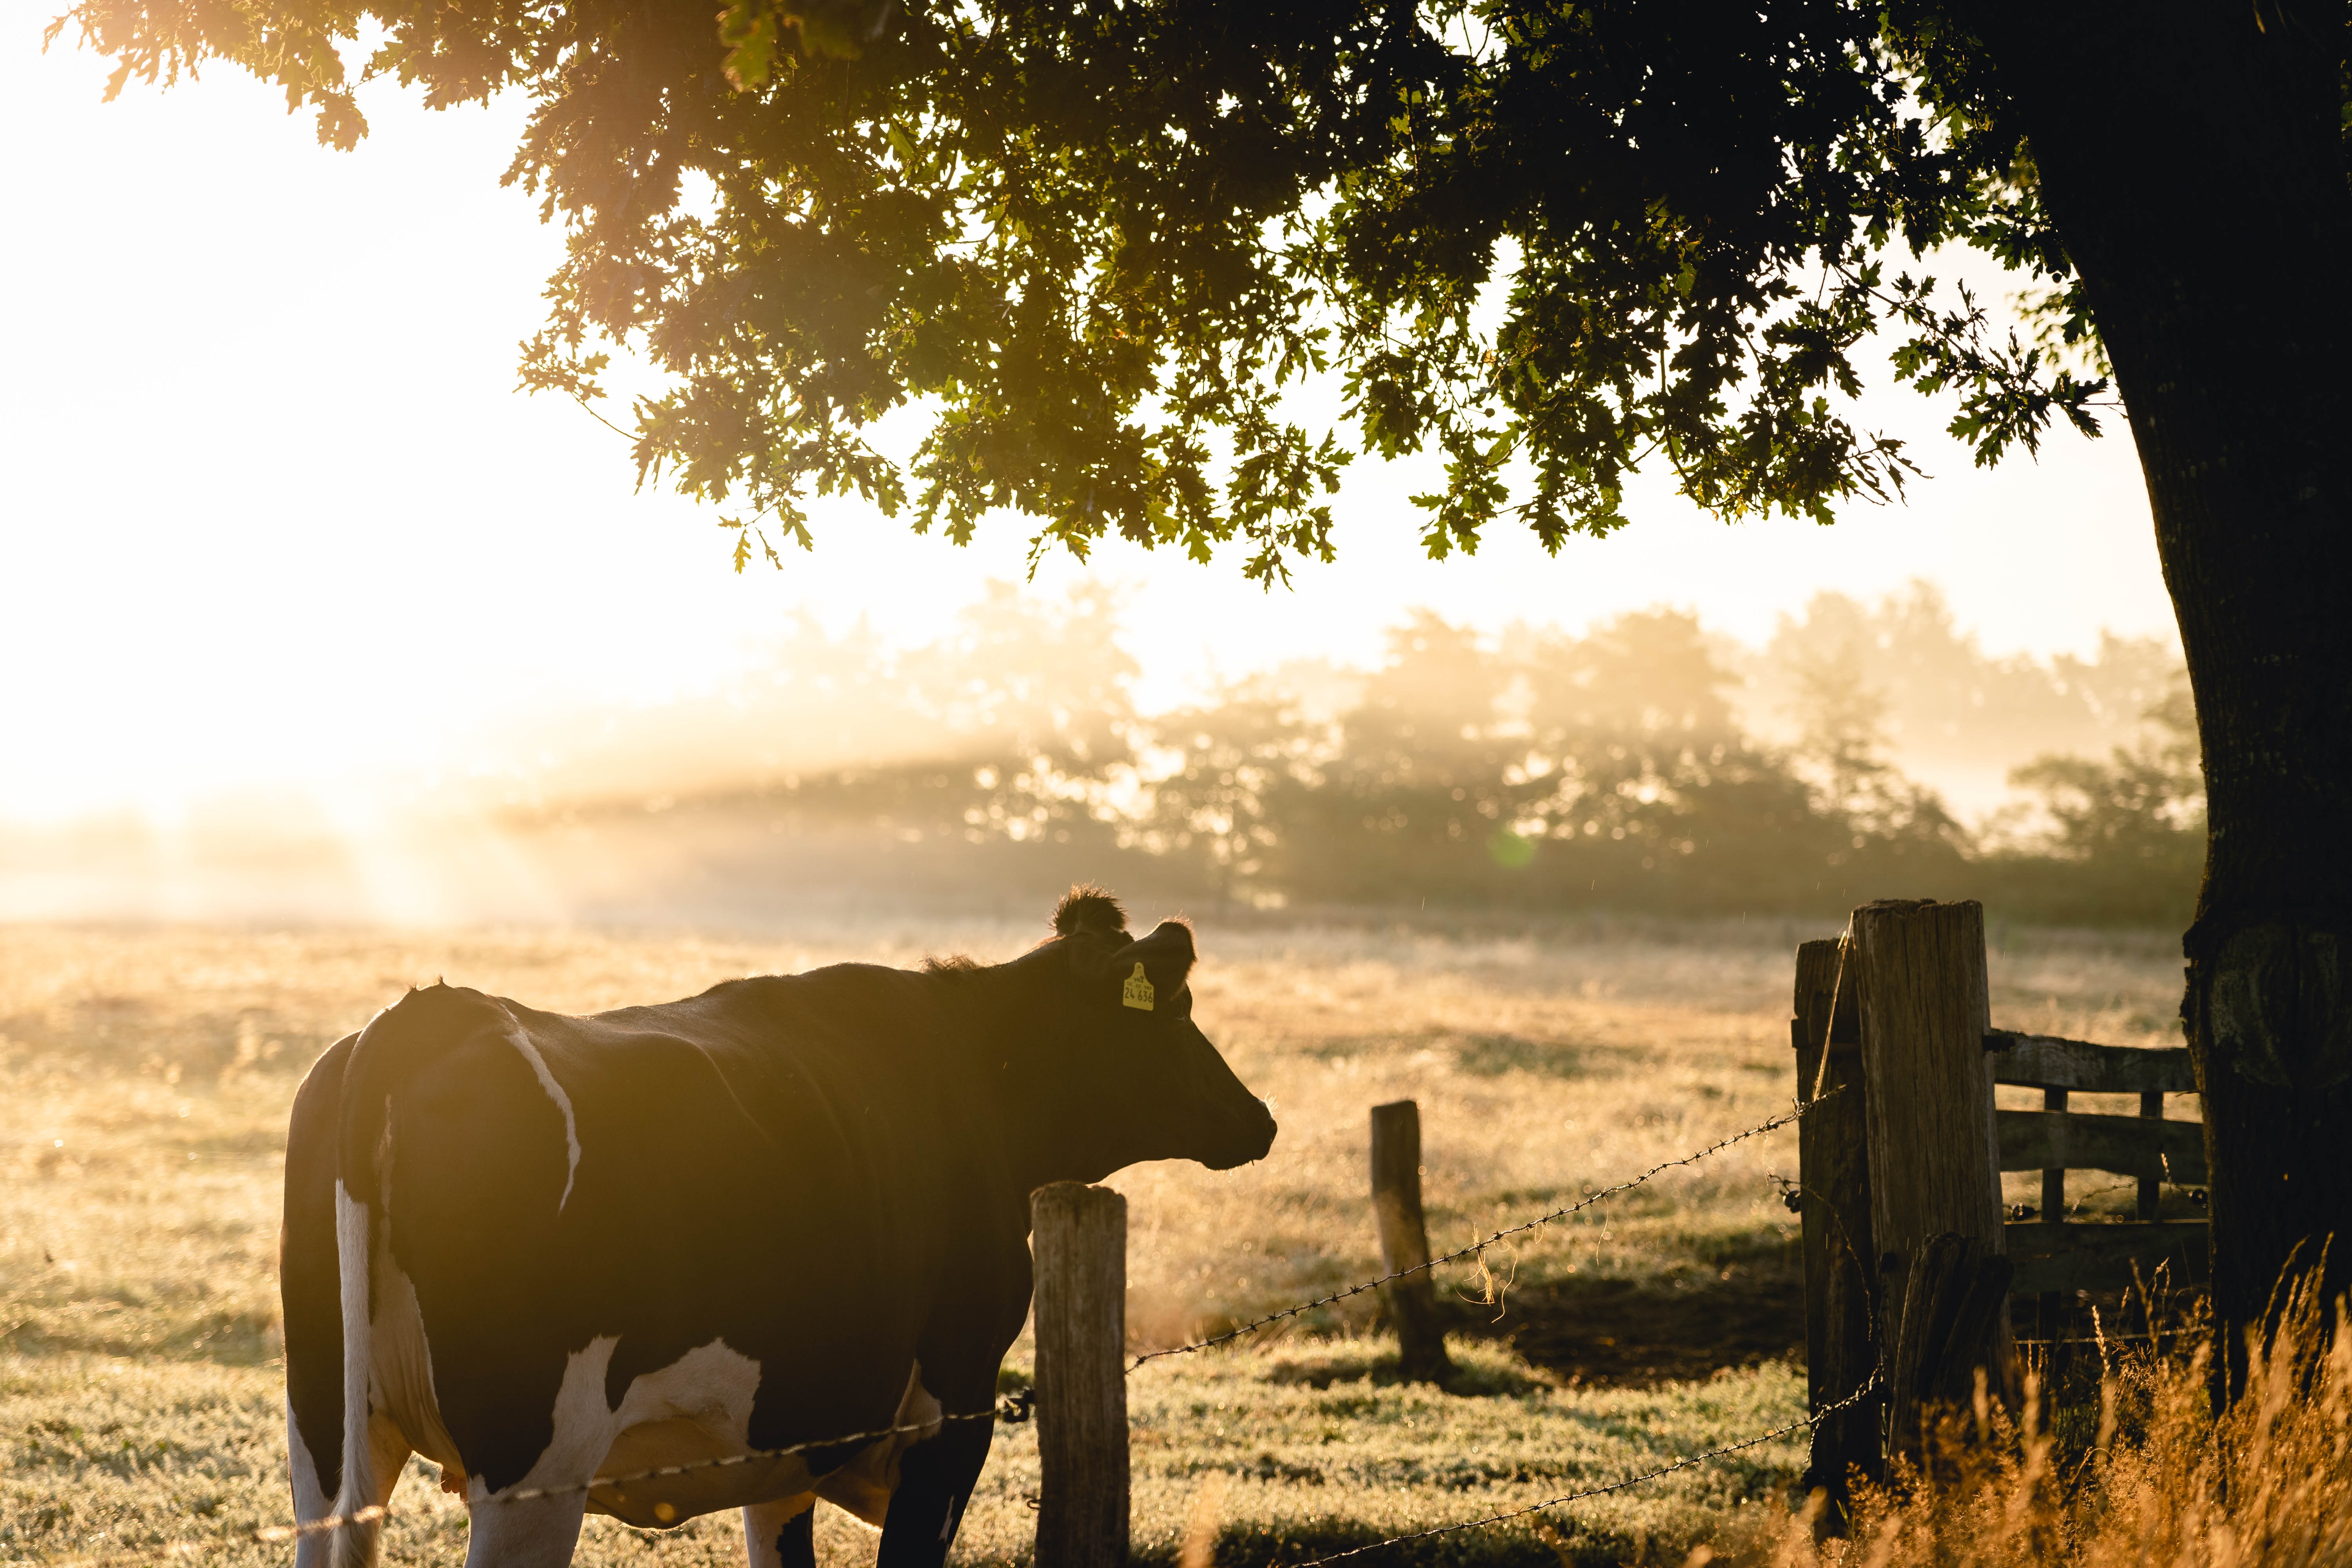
[1201, 1100, 1278, 1171]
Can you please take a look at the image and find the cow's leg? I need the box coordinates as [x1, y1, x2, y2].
[875, 1419, 993, 1568]
[743, 1494, 817, 1568]
[319, 1412, 410, 1568]
[459, 1486, 592, 1568]
[286, 1400, 336, 1568]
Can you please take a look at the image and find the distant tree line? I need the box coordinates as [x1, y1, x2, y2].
[522, 586, 2203, 926]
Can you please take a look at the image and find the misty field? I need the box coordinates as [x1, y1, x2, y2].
[0, 913, 2190, 1567]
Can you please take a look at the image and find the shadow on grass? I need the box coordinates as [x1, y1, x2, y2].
[1261, 1349, 1550, 1398]
[1129, 1515, 1676, 1568]
[1296, 1031, 1657, 1082]
[1449, 1034, 1654, 1080]
[0, 1307, 280, 1366]
[1457, 1250, 1805, 1390]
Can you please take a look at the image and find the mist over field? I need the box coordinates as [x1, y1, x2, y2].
[0, 579, 2196, 930]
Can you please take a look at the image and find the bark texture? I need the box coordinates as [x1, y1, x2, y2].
[1976, 0, 2352, 1395]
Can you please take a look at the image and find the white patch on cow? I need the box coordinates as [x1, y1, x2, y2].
[610, 1337, 763, 1436]
[490, 1333, 624, 1504]
[506, 1031, 581, 1212]
[369, 1237, 462, 1470]
[332, 1170, 463, 1564]
[332, 1177, 430, 1568]
[744, 1495, 817, 1568]
[480, 1341, 947, 1538]
[480, 1334, 794, 1532]
[454, 1482, 592, 1568]
[899, 1363, 945, 1443]
[287, 1398, 329, 1514]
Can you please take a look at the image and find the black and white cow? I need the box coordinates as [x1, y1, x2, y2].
[279, 889, 1275, 1568]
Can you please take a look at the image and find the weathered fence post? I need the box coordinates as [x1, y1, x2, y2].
[1848, 900, 2013, 1464]
[1033, 1182, 1129, 1568]
[1793, 937, 1881, 1513]
[1370, 1101, 1454, 1383]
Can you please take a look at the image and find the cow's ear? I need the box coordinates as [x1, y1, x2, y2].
[1100, 921, 1196, 1013]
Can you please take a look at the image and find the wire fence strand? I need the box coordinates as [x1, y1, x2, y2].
[1132, 1090, 1841, 1368]
[256, 1402, 1026, 1544]
[36, 1402, 1036, 1568]
[41, 1097, 1846, 1566]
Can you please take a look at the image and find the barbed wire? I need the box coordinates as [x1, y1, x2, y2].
[1284, 1365, 1886, 1568]
[266, 1396, 1032, 1541]
[32, 1397, 1036, 1567]
[29, 1367, 1880, 1568]
[38, 1098, 1843, 1565]
[1132, 1089, 1843, 1369]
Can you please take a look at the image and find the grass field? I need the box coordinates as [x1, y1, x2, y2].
[0, 911, 2191, 1566]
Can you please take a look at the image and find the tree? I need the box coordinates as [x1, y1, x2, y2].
[1524, 610, 1788, 905]
[1787, 637, 1901, 823]
[1749, 584, 2190, 790]
[2009, 680, 2205, 877]
[1283, 612, 1528, 902]
[59, 0, 2351, 1381]
[1138, 682, 1320, 904]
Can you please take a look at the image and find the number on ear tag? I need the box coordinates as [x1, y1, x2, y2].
[1122, 962, 1156, 1011]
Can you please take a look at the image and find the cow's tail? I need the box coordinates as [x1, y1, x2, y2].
[328, 984, 495, 1568]
[329, 1162, 381, 1568]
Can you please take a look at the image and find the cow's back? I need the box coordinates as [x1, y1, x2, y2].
[350, 970, 1008, 1495]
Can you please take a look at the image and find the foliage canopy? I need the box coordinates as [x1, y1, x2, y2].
[59, 0, 2112, 578]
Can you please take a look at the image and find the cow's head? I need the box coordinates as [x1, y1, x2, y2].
[1009, 886, 1277, 1183]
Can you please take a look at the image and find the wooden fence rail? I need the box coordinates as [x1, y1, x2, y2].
[1995, 1109, 2203, 1187]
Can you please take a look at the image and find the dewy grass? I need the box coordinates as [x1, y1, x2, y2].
[0, 918, 2199, 1566]
[0, 1345, 1809, 1568]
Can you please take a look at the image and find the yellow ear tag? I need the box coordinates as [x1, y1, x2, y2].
[1121, 963, 1156, 1012]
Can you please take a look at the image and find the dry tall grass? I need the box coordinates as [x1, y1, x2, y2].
[1769, 1280, 2352, 1568]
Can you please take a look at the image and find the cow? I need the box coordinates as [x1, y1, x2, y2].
[279, 887, 1276, 1568]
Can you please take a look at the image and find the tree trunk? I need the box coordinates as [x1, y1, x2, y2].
[1975, 0, 2352, 1398]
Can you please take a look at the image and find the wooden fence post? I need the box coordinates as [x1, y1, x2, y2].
[1848, 900, 2014, 1465]
[1033, 1182, 1129, 1568]
[1370, 1101, 1454, 1383]
[1793, 937, 1881, 1511]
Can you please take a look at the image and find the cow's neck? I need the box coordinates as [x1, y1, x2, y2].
[958, 963, 1134, 1199]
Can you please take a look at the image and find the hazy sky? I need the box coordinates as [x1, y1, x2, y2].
[4, 23, 2180, 822]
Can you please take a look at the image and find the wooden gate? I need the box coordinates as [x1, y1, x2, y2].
[1793, 899, 2204, 1497]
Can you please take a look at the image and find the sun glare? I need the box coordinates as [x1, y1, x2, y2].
[5, 16, 2177, 917]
